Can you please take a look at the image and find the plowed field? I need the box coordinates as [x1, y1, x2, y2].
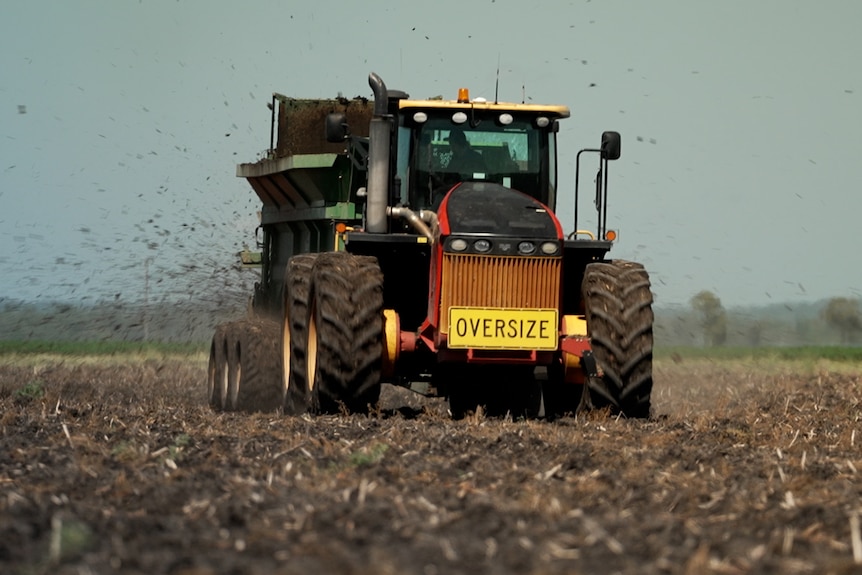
[2, 355, 862, 574]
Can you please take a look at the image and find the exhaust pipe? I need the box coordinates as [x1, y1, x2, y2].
[366, 72, 390, 234]
[387, 207, 437, 243]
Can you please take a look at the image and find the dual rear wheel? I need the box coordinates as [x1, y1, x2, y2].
[206, 318, 282, 412]
[282, 252, 385, 415]
[208, 252, 386, 415]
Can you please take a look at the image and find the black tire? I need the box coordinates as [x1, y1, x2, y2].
[307, 252, 384, 414]
[582, 260, 654, 418]
[350, 255, 386, 411]
[207, 324, 229, 411]
[234, 318, 283, 412]
[281, 254, 318, 415]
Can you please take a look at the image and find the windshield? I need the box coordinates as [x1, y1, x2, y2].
[404, 115, 555, 210]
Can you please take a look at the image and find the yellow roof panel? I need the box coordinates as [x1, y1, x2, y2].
[399, 99, 570, 118]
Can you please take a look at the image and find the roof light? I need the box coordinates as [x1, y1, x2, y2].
[535, 116, 550, 128]
[457, 88, 469, 103]
[499, 113, 514, 125]
[412, 111, 428, 123]
[452, 111, 467, 124]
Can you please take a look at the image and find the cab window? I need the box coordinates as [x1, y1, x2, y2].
[407, 115, 551, 209]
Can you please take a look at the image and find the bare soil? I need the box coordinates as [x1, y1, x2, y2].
[2, 355, 862, 575]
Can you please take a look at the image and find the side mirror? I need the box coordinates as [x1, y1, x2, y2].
[325, 113, 349, 142]
[601, 131, 621, 161]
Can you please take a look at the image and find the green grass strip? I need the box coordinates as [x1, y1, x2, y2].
[0, 340, 206, 356]
[656, 346, 862, 362]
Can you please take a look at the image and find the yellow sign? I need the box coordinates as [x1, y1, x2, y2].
[447, 307, 558, 350]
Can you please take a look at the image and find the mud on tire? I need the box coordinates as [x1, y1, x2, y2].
[582, 259, 654, 418]
[233, 318, 283, 412]
[208, 319, 282, 412]
[307, 252, 384, 414]
[281, 254, 318, 415]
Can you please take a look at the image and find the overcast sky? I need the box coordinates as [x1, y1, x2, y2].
[2, 0, 861, 308]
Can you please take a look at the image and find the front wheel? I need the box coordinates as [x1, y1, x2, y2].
[306, 252, 384, 414]
[582, 260, 654, 418]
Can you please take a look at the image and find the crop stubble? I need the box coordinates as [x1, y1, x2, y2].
[1, 356, 862, 574]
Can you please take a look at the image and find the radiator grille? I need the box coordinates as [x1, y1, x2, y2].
[439, 254, 561, 334]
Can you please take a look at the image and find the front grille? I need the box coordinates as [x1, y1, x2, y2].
[439, 253, 561, 334]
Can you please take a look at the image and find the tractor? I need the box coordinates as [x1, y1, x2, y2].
[207, 72, 654, 419]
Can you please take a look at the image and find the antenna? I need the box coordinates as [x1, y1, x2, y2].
[522, 83, 525, 104]
[495, 54, 500, 104]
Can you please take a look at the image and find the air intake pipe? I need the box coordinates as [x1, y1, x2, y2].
[366, 72, 390, 234]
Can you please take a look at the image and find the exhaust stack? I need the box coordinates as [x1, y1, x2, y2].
[366, 72, 390, 234]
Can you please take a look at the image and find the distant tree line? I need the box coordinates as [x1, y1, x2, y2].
[0, 298, 246, 344]
[821, 297, 862, 344]
[0, 259, 257, 344]
[654, 291, 862, 347]
[690, 290, 727, 347]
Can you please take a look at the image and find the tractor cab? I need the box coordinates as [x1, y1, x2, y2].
[394, 92, 569, 214]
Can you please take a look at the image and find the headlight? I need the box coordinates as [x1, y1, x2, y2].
[473, 239, 492, 253]
[450, 238, 468, 252]
[540, 241, 559, 255]
[517, 241, 536, 255]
